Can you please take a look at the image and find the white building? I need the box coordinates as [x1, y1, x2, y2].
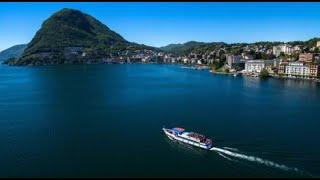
[141, 56, 150, 63]
[317, 41, 320, 47]
[293, 45, 302, 51]
[245, 60, 275, 73]
[273, 44, 293, 57]
[285, 62, 310, 77]
[182, 57, 189, 64]
[245, 60, 265, 73]
[241, 53, 253, 60]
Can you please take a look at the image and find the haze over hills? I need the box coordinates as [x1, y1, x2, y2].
[0, 44, 27, 62]
[6, 8, 157, 65]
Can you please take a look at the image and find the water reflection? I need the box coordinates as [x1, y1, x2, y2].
[242, 76, 266, 89]
[278, 78, 320, 89]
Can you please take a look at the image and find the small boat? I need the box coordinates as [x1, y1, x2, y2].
[162, 127, 213, 150]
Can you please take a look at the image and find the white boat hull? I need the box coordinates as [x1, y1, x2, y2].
[163, 128, 211, 150]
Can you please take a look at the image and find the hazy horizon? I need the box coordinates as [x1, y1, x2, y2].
[1, 2, 320, 51]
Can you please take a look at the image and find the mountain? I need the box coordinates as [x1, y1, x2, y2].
[0, 44, 27, 62]
[7, 8, 156, 65]
[161, 41, 209, 50]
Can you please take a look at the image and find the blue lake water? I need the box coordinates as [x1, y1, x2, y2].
[0, 64, 319, 177]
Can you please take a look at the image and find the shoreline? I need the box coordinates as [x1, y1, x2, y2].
[271, 74, 320, 83]
[2, 62, 320, 83]
[210, 69, 320, 83]
[203, 65, 320, 83]
[177, 64, 320, 83]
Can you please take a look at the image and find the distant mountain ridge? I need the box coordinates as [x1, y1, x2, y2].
[0, 44, 27, 62]
[160, 41, 225, 55]
[160, 38, 320, 56]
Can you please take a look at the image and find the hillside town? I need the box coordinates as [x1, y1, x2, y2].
[111, 40, 320, 81]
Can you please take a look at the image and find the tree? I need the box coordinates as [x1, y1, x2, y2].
[290, 53, 299, 61]
[259, 68, 269, 79]
[279, 52, 286, 58]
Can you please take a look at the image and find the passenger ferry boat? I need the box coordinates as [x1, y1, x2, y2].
[162, 127, 213, 150]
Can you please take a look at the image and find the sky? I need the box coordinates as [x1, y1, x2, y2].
[0, 2, 320, 51]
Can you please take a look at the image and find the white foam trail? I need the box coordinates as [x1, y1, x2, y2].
[211, 147, 300, 172]
[223, 147, 239, 151]
[218, 152, 233, 161]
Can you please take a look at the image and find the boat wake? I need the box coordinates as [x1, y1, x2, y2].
[217, 152, 234, 161]
[211, 147, 302, 173]
[223, 147, 239, 151]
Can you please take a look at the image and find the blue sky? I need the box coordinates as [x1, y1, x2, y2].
[0, 2, 320, 51]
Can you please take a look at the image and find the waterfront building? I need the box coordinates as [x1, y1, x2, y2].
[308, 64, 320, 77]
[265, 60, 276, 73]
[183, 57, 189, 64]
[285, 62, 312, 77]
[278, 62, 288, 75]
[141, 56, 151, 63]
[226, 55, 243, 69]
[299, 53, 314, 63]
[245, 60, 273, 73]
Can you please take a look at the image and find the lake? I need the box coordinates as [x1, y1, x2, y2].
[0, 64, 319, 177]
